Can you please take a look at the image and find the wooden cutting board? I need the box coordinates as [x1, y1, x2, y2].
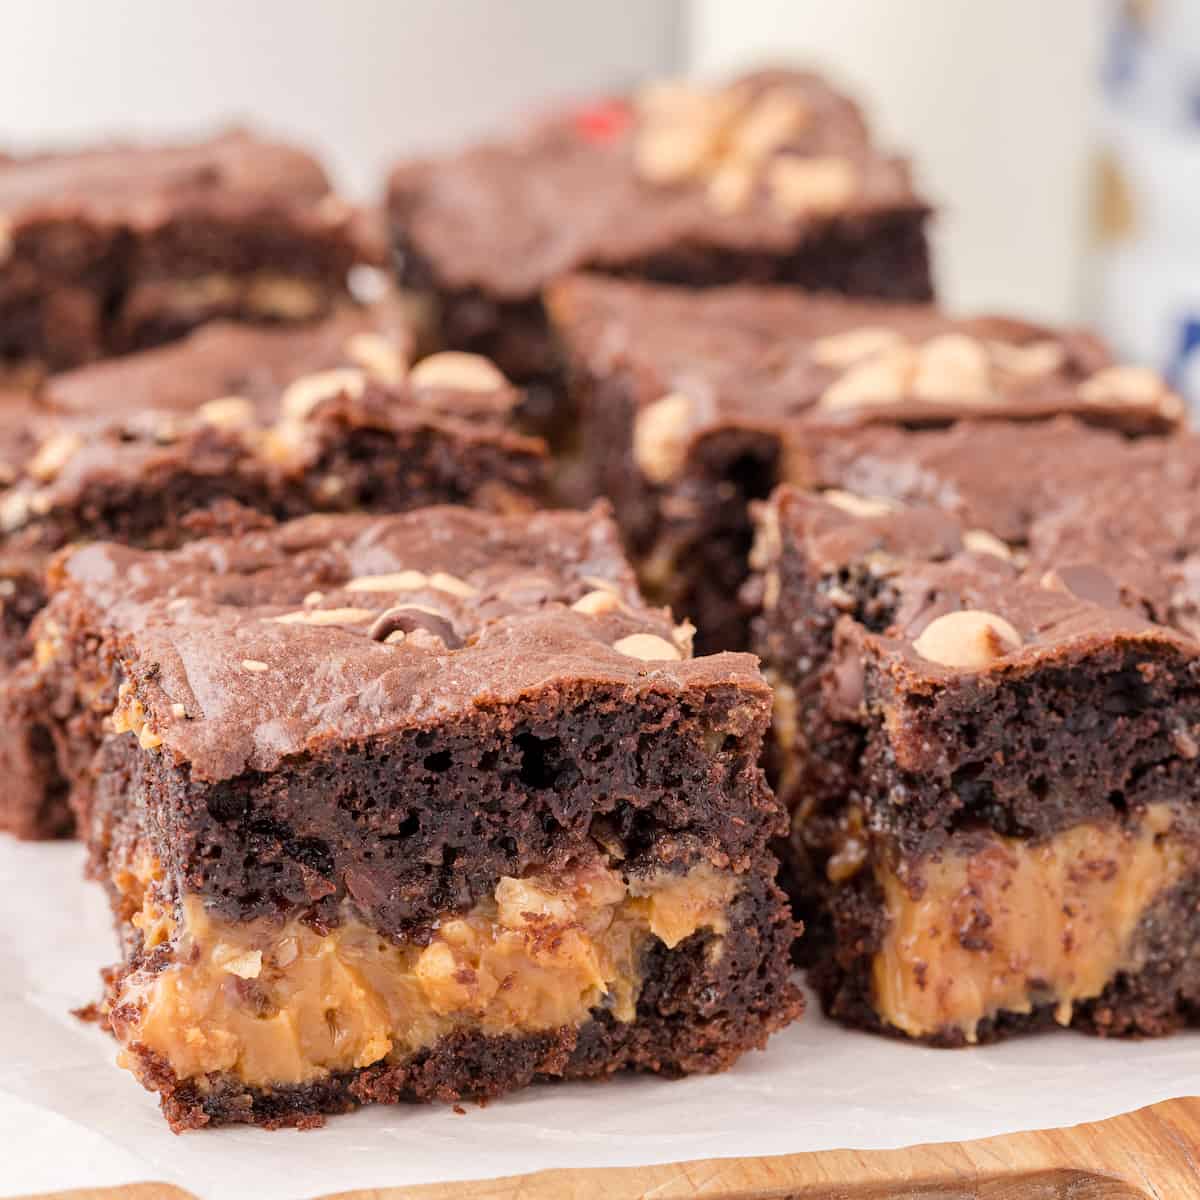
[18, 1095, 1200, 1200]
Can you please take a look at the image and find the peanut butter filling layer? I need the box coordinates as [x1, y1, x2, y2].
[110, 860, 733, 1088]
[872, 804, 1193, 1041]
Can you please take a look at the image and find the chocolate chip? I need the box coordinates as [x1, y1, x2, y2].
[369, 606, 462, 649]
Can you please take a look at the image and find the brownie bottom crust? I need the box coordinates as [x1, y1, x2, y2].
[105, 856, 800, 1130]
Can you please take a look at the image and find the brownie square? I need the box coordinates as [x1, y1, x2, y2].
[0, 130, 377, 375]
[31, 505, 799, 1128]
[546, 273, 1184, 651]
[749, 421, 1200, 1044]
[0, 307, 548, 838]
[387, 67, 933, 436]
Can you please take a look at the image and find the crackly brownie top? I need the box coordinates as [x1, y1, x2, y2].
[547, 275, 1185, 467]
[765, 479, 1199, 698]
[387, 68, 924, 298]
[0, 130, 349, 233]
[50, 506, 763, 781]
[43, 302, 418, 421]
[0, 306, 540, 540]
[803, 416, 1200, 631]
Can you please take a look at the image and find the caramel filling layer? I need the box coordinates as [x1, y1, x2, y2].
[111, 861, 733, 1088]
[872, 805, 1192, 1041]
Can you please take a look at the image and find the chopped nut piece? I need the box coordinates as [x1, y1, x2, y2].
[706, 161, 755, 213]
[810, 326, 907, 370]
[612, 633, 683, 662]
[28, 432, 83, 483]
[572, 590, 620, 615]
[240, 659, 270, 673]
[733, 88, 809, 161]
[280, 367, 367, 421]
[912, 334, 992, 402]
[635, 123, 717, 185]
[170, 703, 187, 719]
[272, 607, 375, 626]
[672, 619, 696, 656]
[346, 332, 407, 386]
[409, 351, 507, 393]
[198, 396, 256, 430]
[220, 949, 263, 980]
[245, 276, 323, 320]
[987, 339, 1066, 377]
[0, 216, 11, 264]
[826, 836, 867, 883]
[633, 392, 694, 484]
[303, 591, 324, 608]
[427, 571, 478, 598]
[345, 570, 430, 593]
[1079, 364, 1177, 413]
[822, 489, 899, 518]
[819, 345, 915, 410]
[912, 610, 1023, 669]
[1, 492, 31, 534]
[767, 155, 857, 216]
[963, 529, 1013, 560]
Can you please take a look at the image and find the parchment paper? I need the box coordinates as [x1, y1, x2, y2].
[3, 839, 1197, 1199]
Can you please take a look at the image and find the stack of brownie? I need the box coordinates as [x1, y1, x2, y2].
[387, 67, 932, 434]
[4, 64, 1198, 1132]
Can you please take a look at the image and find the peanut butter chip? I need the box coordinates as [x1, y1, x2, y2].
[810, 326, 907, 370]
[633, 392, 694, 484]
[281, 367, 367, 421]
[963, 529, 1013, 560]
[612, 633, 683, 662]
[822, 489, 899, 518]
[272, 607, 375, 626]
[199, 396, 255, 430]
[346, 332, 407, 386]
[572, 590, 620, 615]
[28, 433, 83, 483]
[912, 610, 1023, 670]
[767, 155, 857, 216]
[240, 660, 270, 673]
[409, 351, 507, 393]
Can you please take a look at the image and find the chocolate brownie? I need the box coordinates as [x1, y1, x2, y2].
[546, 274, 1184, 651]
[749, 421, 1200, 1044]
[29, 505, 799, 1128]
[0, 130, 377, 374]
[387, 68, 933, 436]
[0, 307, 548, 838]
